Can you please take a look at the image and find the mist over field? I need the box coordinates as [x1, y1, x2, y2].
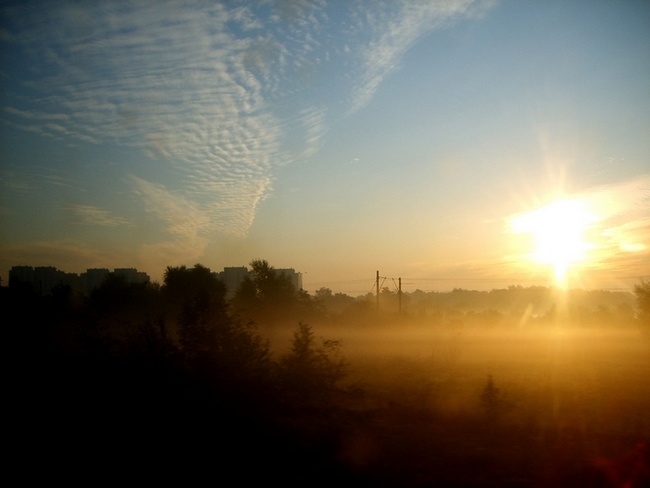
[294, 325, 649, 431]
[6, 261, 649, 486]
[248, 284, 650, 487]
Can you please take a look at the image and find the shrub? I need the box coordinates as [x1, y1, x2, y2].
[480, 375, 508, 420]
[278, 322, 348, 405]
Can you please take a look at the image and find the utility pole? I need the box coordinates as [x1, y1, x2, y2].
[398, 277, 402, 315]
[376, 270, 380, 312]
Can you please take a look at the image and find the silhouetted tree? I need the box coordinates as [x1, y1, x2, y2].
[296, 288, 320, 321]
[314, 287, 356, 316]
[163, 264, 226, 316]
[634, 279, 650, 326]
[479, 375, 512, 423]
[163, 263, 271, 391]
[231, 259, 298, 323]
[88, 272, 161, 338]
[315, 287, 334, 302]
[278, 322, 347, 405]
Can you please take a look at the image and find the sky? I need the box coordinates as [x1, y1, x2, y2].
[1, 0, 649, 294]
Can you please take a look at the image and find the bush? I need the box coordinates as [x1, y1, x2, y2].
[634, 279, 650, 326]
[278, 322, 348, 405]
[480, 375, 510, 421]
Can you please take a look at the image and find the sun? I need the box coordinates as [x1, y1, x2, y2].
[510, 199, 597, 285]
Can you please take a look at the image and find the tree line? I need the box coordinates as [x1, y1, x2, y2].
[6, 259, 649, 329]
[6, 260, 353, 484]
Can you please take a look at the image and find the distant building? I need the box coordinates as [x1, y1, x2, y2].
[10, 265, 75, 295]
[33, 266, 69, 295]
[277, 268, 303, 292]
[9, 265, 34, 286]
[84, 268, 110, 292]
[114, 268, 150, 284]
[8, 265, 150, 296]
[215, 265, 304, 297]
[217, 266, 250, 298]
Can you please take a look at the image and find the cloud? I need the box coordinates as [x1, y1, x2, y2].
[68, 204, 130, 227]
[347, 0, 477, 113]
[4, 107, 69, 121]
[130, 175, 210, 237]
[129, 175, 211, 263]
[0, 167, 74, 194]
[0, 170, 38, 193]
[500, 174, 650, 286]
[412, 174, 650, 290]
[577, 176, 650, 279]
[2, 0, 486, 242]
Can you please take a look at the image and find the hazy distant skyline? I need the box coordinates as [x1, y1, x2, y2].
[1, 0, 649, 293]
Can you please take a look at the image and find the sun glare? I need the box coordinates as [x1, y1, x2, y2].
[511, 199, 597, 285]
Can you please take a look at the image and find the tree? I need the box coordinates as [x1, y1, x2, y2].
[88, 272, 161, 336]
[163, 263, 270, 385]
[314, 287, 333, 302]
[314, 287, 356, 316]
[479, 375, 513, 422]
[249, 259, 296, 304]
[163, 264, 226, 312]
[634, 279, 650, 326]
[231, 259, 297, 322]
[278, 322, 347, 405]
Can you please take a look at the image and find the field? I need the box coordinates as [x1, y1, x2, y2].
[263, 323, 650, 487]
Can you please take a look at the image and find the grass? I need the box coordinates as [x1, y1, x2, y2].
[261, 323, 650, 486]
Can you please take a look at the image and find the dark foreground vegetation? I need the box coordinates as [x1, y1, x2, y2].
[5, 264, 649, 486]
